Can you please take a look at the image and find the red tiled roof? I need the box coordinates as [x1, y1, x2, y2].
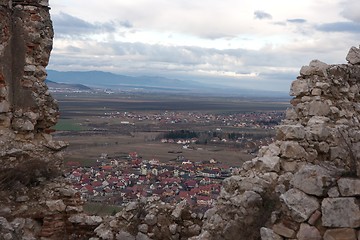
[82, 185, 94, 192]
[178, 191, 189, 198]
[101, 166, 112, 171]
[91, 181, 102, 187]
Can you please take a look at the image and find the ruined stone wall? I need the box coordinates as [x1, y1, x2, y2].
[190, 47, 360, 240]
[0, 0, 66, 173]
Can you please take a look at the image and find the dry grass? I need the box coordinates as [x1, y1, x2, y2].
[0, 158, 60, 191]
[56, 132, 253, 167]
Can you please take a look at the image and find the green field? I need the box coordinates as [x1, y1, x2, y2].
[53, 119, 87, 131]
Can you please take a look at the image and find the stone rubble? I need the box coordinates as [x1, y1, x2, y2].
[190, 45, 360, 239]
[0, 0, 66, 175]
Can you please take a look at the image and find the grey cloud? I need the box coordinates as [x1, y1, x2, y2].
[64, 46, 82, 53]
[52, 12, 131, 37]
[120, 20, 133, 28]
[254, 10, 272, 20]
[52, 12, 95, 35]
[316, 21, 360, 33]
[287, 19, 307, 24]
[52, 40, 335, 92]
[340, 0, 360, 22]
[273, 21, 287, 26]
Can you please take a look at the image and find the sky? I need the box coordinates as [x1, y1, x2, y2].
[48, 0, 360, 92]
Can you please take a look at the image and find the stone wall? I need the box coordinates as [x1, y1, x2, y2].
[190, 47, 360, 240]
[0, 2, 70, 238]
[0, 0, 66, 174]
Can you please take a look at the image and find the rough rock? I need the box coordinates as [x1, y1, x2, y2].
[116, 231, 135, 240]
[280, 141, 306, 159]
[260, 227, 283, 240]
[0, 217, 14, 231]
[308, 101, 331, 116]
[292, 164, 338, 196]
[323, 228, 357, 240]
[277, 125, 305, 140]
[337, 178, 360, 196]
[272, 222, 295, 238]
[169, 224, 178, 235]
[94, 223, 114, 240]
[296, 223, 321, 240]
[138, 224, 148, 234]
[280, 188, 319, 222]
[254, 156, 281, 172]
[125, 202, 138, 212]
[346, 46, 360, 64]
[307, 210, 321, 226]
[300, 60, 329, 77]
[322, 198, 360, 228]
[290, 79, 309, 96]
[46, 200, 66, 212]
[136, 232, 151, 240]
[171, 200, 186, 219]
[0, 0, 63, 175]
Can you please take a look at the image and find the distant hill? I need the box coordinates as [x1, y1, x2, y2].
[46, 70, 289, 98]
[47, 70, 202, 90]
[45, 79, 92, 91]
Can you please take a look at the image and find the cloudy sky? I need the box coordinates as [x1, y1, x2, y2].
[48, 0, 360, 92]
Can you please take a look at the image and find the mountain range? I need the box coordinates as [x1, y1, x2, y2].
[46, 70, 288, 98]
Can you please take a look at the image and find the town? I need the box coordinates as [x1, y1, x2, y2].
[102, 110, 284, 130]
[65, 152, 238, 213]
[52, 91, 288, 213]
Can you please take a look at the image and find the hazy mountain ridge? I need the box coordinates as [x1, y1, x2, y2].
[47, 70, 202, 89]
[47, 69, 289, 97]
[46, 79, 92, 91]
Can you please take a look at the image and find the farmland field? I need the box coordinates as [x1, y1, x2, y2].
[52, 91, 289, 167]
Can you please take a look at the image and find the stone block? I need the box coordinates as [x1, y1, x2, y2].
[136, 232, 151, 240]
[258, 143, 281, 157]
[0, 101, 10, 113]
[144, 213, 157, 226]
[346, 46, 360, 64]
[45, 200, 66, 212]
[308, 101, 331, 116]
[272, 222, 295, 238]
[327, 187, 340, 197]
[322, 197, 360, 228]
[280, 141, 307, 159]
[260, 227, 283, 240]
[290, 79, 309, 96]
[277, 125, 305, 140]
[254, 156, 280, 172]
[300, 60, 329, 77]
[292, 164, 338, 196]
[138, 224, 148, 234]
[296, 223, 321, 240]
[116, 231, 135, 240]
[280, 160, 301, 172]
[323, 228, 356, 240]
[308, 210, 321, 225]
[280, 188, 319, 222]
[337, 178, 360, 196]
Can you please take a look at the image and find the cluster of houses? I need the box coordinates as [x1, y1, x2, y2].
[103, 111, 284, 129]
[65, 153, 236, 212]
